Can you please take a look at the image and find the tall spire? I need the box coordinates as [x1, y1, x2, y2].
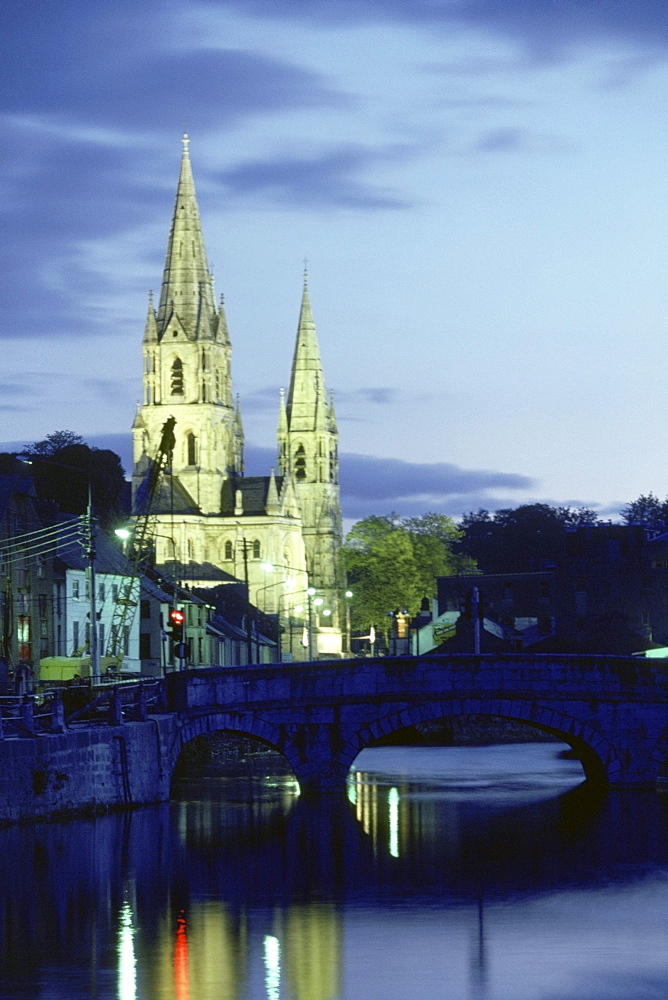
[286, 269, 327, 430]
[156, 134, 216, 337]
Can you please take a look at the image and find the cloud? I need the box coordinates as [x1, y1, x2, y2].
[4, 50, 346, 134]
[470, 126, 574, 155]
[342, 452, 534, 500]
[218, 0, 668, 60]
[340, 387, 399, 406]
[244, 443, 536, 518]
[217, 144, 416, 209]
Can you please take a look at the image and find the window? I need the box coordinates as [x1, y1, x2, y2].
[99, 582, 105, 603]
[37, 556, 45, 578]
[72, 620, 79, 651]
[38, 594, 47, 619]
[187, 432, 197, 466]
[224, 540, 233, 560]
[72, 579, 80, 600]
[140, 600, 151, 620]
[295, 444, 306, 480]
[252, 539, 261, 559]
[171, 357, 184, 395]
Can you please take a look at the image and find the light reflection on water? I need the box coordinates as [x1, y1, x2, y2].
[2, 743, 668, 999]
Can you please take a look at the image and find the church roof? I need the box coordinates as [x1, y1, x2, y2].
[159, 560, 240, 584]
[149, 475, 201, 515]
[220, 475, 286, 516]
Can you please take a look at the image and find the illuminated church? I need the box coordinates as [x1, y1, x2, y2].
[131, 136, 344, 658]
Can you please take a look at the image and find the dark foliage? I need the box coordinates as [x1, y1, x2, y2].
[457, 503, 600, 574]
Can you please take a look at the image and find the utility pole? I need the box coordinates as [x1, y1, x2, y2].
[240, 539, 253, 664]
[472, 586, 481, 656]
[83, 490, 100, 684]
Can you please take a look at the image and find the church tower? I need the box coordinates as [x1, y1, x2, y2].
[278, 274, 345, 651]
[132, 137, 344, 660]
[132, 134, 243, 514]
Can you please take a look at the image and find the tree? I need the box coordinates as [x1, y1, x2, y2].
[457, 503, 601, 574]
[621, 493, 668, 531]
[343, 512, 473, 641]
[21, 435, 127, 531]
[27, 430, 85, 455]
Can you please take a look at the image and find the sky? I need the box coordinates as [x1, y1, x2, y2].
[3, 0, 668, 528]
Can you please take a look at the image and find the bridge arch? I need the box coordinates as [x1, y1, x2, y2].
[346, 698, 618, 786]
[166, 712, 300, 787]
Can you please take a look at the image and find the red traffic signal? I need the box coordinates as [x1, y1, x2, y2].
[168, 608, 185, 640]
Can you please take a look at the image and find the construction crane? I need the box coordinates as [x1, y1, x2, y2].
[105, 417, 176, 670]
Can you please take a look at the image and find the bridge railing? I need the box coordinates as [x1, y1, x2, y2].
[0, 680, 166, 737]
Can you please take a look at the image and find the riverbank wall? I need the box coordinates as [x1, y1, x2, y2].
[0, 719, 175, 825]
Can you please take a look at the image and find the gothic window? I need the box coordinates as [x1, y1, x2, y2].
[187, 432, 197, 466]
[201, 382, 207, 402]
[187, 539, 194, 562]
[171, 357, 184, 395]
[329, 449, 336, 482]
[252, 539, 261, 560]
[295, 444, 306, 481]
[201, 350, 207, 371]
[224, 540, 233, 560]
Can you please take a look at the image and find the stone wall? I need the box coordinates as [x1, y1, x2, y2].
[0, 718, 175, 825]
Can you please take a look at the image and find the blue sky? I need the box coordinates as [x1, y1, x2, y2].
[3, 0, 668, 525]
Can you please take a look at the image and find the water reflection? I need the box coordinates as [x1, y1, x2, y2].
[2, 745, 668, 999]
[118, 896, 137, 1000]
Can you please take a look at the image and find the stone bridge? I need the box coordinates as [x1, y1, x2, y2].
[163, 652, 668, 794]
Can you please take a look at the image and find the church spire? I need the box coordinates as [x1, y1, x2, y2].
[156, 133, 216, 338]
[285, 269, 328, 431]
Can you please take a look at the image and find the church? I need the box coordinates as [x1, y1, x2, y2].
[131, 136, 345, 659]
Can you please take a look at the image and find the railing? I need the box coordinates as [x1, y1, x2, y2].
[0, 680, 165, 737]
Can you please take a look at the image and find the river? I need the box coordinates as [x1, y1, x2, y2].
[2, 742, 668, 999]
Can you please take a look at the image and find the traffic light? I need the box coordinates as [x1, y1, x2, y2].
[168, 608, 185, 642]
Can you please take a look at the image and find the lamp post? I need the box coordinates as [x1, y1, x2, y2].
[259, 561, 310, 660]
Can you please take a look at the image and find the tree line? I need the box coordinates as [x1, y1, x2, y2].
[343, 498, 668, 640]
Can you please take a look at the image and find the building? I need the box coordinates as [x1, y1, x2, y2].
[131, 136, 344, 659]
[436, 523, 668, 655]
[0, 474, 55, 692]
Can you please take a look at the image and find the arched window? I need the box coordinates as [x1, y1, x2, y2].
[171, 357, 184, 395]
[187, 432, 197, 466]
[187, 538, 194, 562]
[252, 539, 261, 560]
[224, 540, 233, 560]
[295, 444, 306, 480]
